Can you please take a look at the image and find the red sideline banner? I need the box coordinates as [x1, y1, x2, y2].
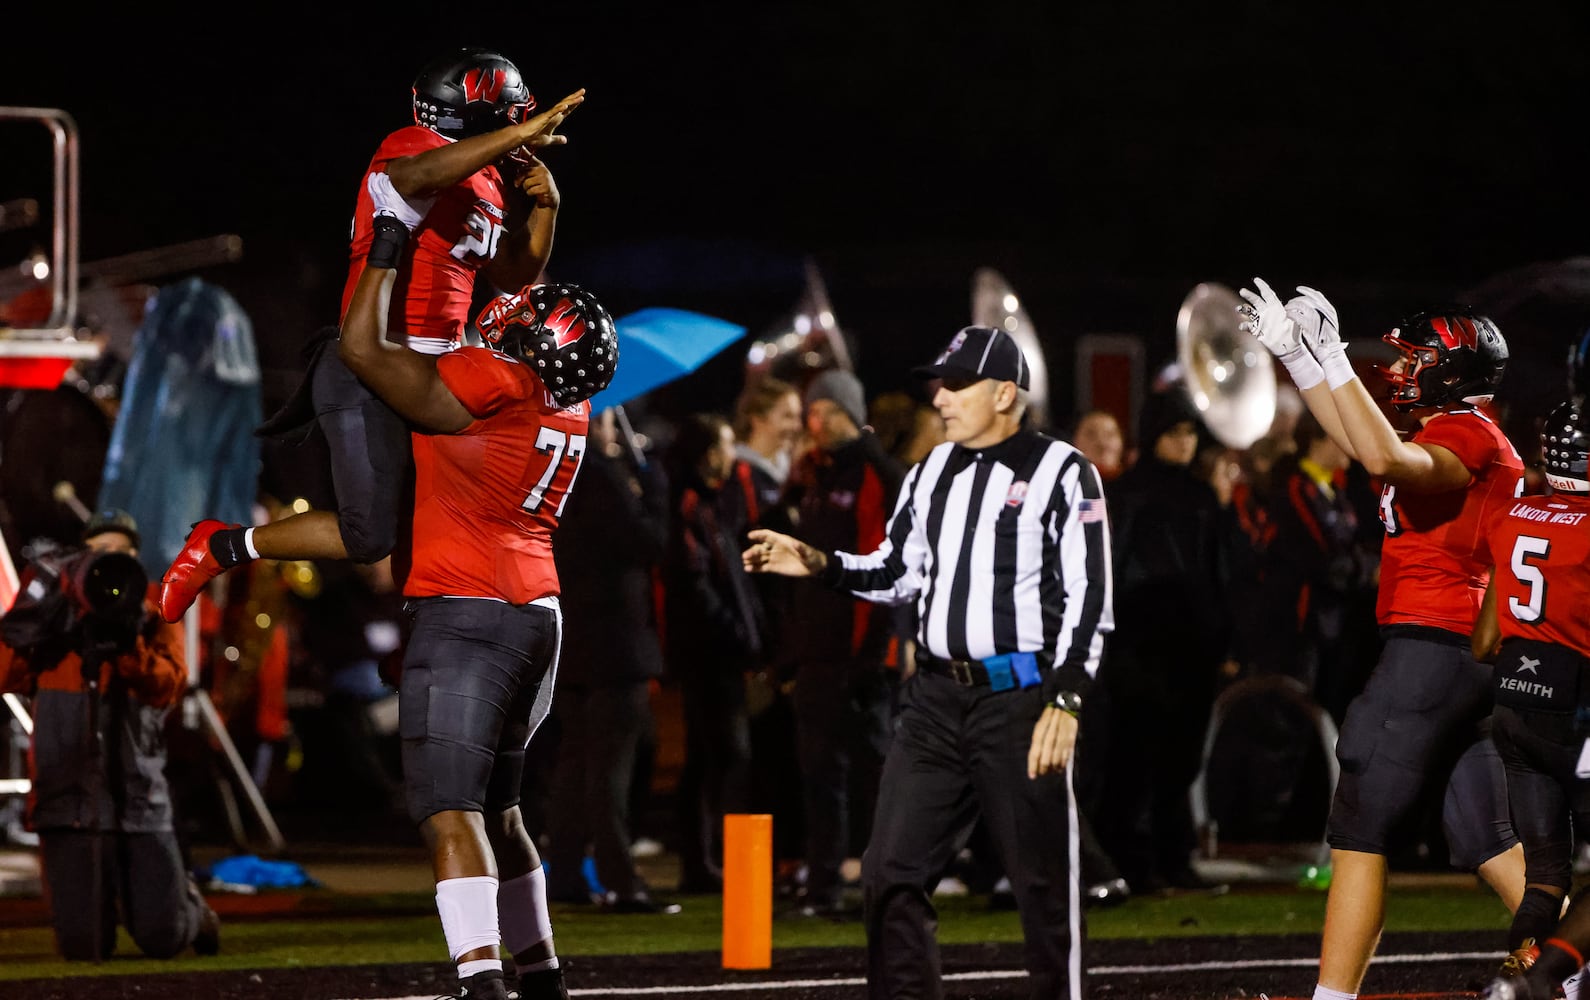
[0, 356, 73, 389]
[1073, 333, 1145, 445]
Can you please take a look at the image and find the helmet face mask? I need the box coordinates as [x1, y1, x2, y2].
[1543, 399, 1590, 493]
[412, 48, 534, 141]
[475, 283, 619, 407]
[1377, 309, 1507, 412]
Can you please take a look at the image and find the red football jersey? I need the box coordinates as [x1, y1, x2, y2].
[342, 126, 509, 355]
[1374, 408, 1524, 633]
[404, 347, 590, 604]
[1484, 492, 1590, 657]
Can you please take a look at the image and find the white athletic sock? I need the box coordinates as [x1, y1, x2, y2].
[457, 957, 502, 980]
[499, 868, 557, 973]
[436, 875, 501, 962]
[1312, 987, 1355, 1000]
[242, 527, 260, 560]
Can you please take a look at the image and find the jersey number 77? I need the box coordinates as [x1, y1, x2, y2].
[523, 426, 586, 518]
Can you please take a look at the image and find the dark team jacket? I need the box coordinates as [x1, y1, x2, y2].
[1107, 453, 1232, 662]
[554, 449, 670, 686]
[726, 451, 794, 662]
[663, 473, 766, 679]
[774, 432, 905, 670]
[0, 586, 186, 833]
[730, 447, 787, 532]
[1268, 457, 1370, 632]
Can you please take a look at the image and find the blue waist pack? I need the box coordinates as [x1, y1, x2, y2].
[982, 651, 1043, 692]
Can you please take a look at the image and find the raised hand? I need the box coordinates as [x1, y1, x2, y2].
[515, 157, 560, 210]
[1289, 285, 1341, 355]
[1288, 284, 1356, 389]
[517, 88, 585, 151]
[1237, 277, 1301, 357]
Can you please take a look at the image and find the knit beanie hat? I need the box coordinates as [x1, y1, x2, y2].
[1137, 387, 1201, 448]
[805, 369, 867, 429]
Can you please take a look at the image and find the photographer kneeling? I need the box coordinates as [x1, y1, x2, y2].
[0, 510, 219, 961]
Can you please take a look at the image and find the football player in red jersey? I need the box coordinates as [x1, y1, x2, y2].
[1474, 390, 1590, 1000]
[1242, 279, 1526, 1000]
[159, 47, 585, 623]
[325, 184, 616, 1000]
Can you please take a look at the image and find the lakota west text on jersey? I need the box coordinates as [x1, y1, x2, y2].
[1484, 491, 1590, 659]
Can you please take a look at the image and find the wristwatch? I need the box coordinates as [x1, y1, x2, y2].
[1053, 690, 1082, 717]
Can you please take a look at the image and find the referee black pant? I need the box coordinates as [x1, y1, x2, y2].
[862, 671, 1083, 1000]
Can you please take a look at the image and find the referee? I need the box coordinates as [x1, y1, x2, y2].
[744, 326, 1114, 1000]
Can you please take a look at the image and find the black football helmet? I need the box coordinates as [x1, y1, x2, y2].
[475, 283, 619, 407]
[412, 47, 535, 140]
[1379, 307, 1507, 411]
[1542, 398, 1590, 493]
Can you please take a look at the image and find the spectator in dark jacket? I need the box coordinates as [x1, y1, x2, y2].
[727, 377, 806, 868]
[545, 408, 676, 912]
[664, 412, 764, 893]
[0, 511, 218, 961]
[731, 376, 804, 516]
[1265, 411, 1379, 721]
[1094, 388, 1232, 895]
[775, 370, 905, 916]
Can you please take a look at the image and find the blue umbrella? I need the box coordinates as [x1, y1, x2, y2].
[586, 307, 746, 412]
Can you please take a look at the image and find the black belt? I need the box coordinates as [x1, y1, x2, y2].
[917, 652, 1052, 688]
[918, 654, 993, 687]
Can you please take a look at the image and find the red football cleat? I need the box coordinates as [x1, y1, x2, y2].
[159, 519, 238, 623]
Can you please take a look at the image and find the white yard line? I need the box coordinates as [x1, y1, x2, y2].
[346, 949, 1501, 998]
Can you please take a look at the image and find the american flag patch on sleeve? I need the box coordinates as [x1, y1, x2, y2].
[1076, 498, 1107, 523]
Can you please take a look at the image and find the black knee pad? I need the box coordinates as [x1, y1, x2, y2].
[1442, 738, 1519, 871]
[338, 509, 398, 565]
[311, 349, 409, 564]
[401, 679, 497, 824]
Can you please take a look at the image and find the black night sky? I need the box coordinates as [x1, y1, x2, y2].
[3, 3, 1589, 426]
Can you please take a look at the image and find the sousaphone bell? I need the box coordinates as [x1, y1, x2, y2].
[1176, 282, 1277, 449]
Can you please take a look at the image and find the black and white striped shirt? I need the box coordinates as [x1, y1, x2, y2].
[818, 429, 1114, 694]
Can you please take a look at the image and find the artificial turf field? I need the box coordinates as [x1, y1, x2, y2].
[0, 880, 1525, 999]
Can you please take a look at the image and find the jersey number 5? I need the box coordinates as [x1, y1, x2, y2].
[1508, 534, 1550, 623]
[522, 427, 586, 517]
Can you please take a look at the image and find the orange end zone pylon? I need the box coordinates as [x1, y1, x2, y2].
[722, 812, 773, 970]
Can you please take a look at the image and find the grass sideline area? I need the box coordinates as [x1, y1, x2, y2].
[0, 882, 1513, 981]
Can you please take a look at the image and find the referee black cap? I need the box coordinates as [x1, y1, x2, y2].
[913, 326, 1031, 390]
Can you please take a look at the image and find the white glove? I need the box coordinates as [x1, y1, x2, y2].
[1237, 277, 1298, 354]
[367, 171, 433, 232]
[1289, 285, 1355, 390]
[1239, 277, 1323, 390]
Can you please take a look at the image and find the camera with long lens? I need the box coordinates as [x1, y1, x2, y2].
[0, 545, 149, 665]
